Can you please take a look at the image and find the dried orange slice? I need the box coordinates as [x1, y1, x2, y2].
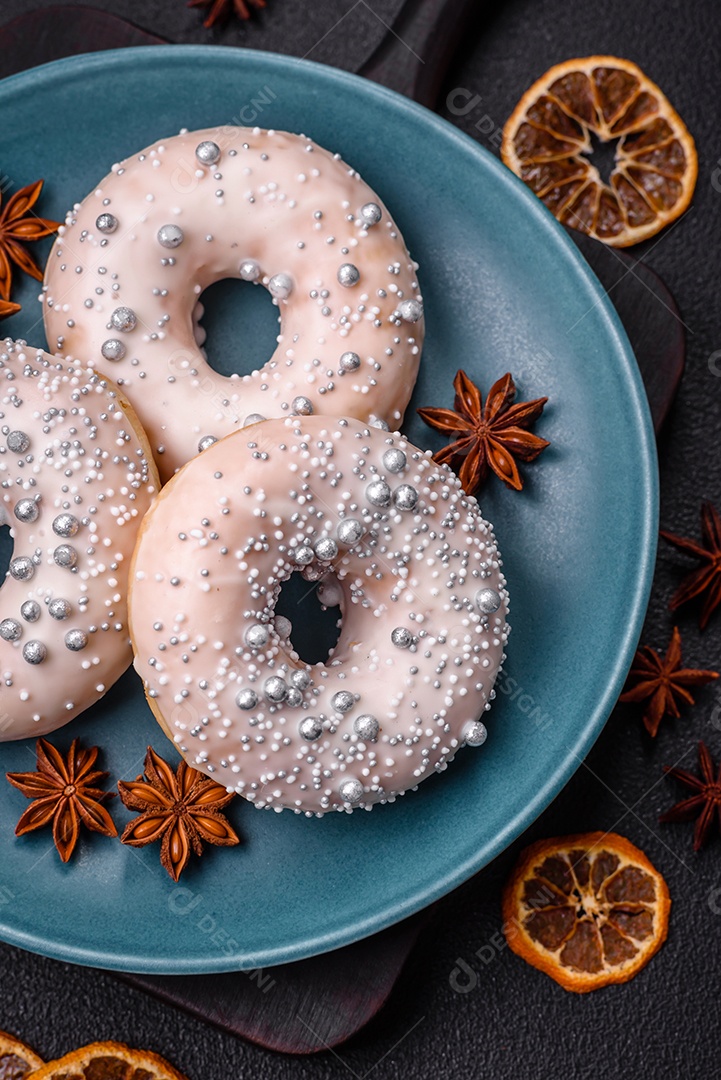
[24, 1043, 187, 1080]
[502, 57, 697, 246]
[0, 1032, 43, 1080]
[502, 832, 670, 992]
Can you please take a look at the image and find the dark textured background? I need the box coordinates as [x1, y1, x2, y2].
[1, 0, 721, 1076]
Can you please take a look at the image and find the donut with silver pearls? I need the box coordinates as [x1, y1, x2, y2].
[0, 339, 158, 741]
[43, 126, 424, 484]
[130, 415, 510, 815]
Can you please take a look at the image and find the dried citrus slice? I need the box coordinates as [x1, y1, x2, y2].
[502, 832, 670, 992]
[502, 57, 697, 246]
[0, 1032, 43, 1080]
[24, 1043, 187, 1080]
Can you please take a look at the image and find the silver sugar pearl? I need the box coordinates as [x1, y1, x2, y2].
[14, 498, 39, 523]
[244, 413, 265, 427]
[291, 395, 313, 416]
[48, 598, 71, 620]
[264, 675, 287, 703]
[299, 716, 323, 741]
[383, 448, 407, 473]
[463, 719, 488, 747]
[20, 601, 41, 623]
[198, 435, 218, 452]
[236, 688, 258, 711]
[157, 223, 184, 248]
[396, 298, 423, 323]
[339, 778, 364, 804]
[53, 544, 78, 569]
[303, 563, 324, 582]
[359, 202, 382, 227]
[354, 714, 379, 741]
[245, 623, 269, 649]
[268, 273, 293, 299]
[52, 513, 80, 538]
[339, 351, 361, 372]
[23, 640, 46, 664]
[337, 263, 360, 287]
[337, 518, 364, 546]
[291, 669, 312, 690]
[391, 627, 413, 649]
[101, 339, 126, 362]
[239, 259, 261, 282]
[286, 687, 303, 708]
[195, 140, 221, 165]
[331, 690, 354, 713]
[366, 479, 391, 507]
[314, 536, 338, 561]
[275, 615, 292, 640]
[393, 484, 418, 511]
[64, 628, 88, 651]
[7, 430, 29, 454]
[0, 619, 22, 641]
[9, 556, 34, 581]
[371, 418, 389, 431]
[294, 545, 314, 566]
[96, 213, 118, 234]
[110, 306, 137, 332]
[476, 587, 502, 615]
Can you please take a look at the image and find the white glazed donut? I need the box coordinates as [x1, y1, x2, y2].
[0, 339, 158, 741]
[42, 127, 424, 484]
[129, 415, 509, 815]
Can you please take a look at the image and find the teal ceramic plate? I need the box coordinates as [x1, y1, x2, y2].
[0, 46, 657, 973]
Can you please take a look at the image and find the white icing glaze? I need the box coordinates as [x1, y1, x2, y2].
[129, 416, 509, 815]
[42, 127, 424, 484]
[0, 339, 158, 741]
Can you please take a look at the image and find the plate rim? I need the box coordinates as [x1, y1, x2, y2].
[0, 43, 659, 973]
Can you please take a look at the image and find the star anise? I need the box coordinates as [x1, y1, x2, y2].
[188, 0, 266, 28]
[417, 370, 549, 493]
[619, 626, 718, 737]
[6, 738, 117, 862]
[660, 741, 721, 850]
[118, 747, 240, 881]
[0, 180, 59, 301]
[0, 299, 20, 319]
[661, 502, 721, 629]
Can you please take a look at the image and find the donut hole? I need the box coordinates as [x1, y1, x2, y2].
[195, 278, 280, 378]
[274, 572, 341, 665]
[0, 524, 13, 583]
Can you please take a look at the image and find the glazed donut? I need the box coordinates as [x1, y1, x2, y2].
[129, 415, 509, 815]
[42, 126, 424, 484]
[0, 339, 158, 741]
